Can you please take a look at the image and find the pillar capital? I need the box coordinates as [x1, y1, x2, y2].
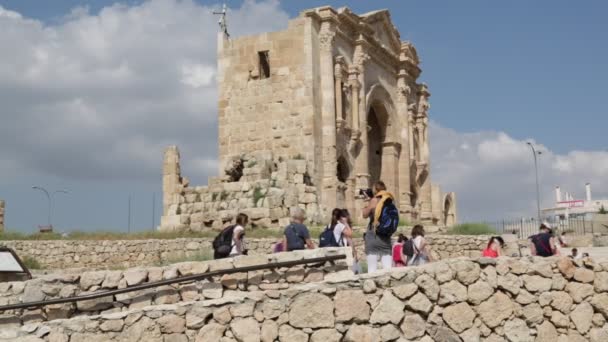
[318, 21, 336, 52]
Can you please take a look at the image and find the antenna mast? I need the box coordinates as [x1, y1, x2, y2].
[213, 4, 229, 37]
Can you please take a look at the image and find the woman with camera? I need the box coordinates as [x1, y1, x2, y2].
[361, 181, 393, 273]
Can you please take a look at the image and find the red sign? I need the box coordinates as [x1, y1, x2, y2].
[557, 200, 584, 208]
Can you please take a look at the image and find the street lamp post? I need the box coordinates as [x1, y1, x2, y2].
[32, 186, 68, 230]
[526, 143, 542, 223]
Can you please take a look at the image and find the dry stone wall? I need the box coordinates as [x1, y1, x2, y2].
[1, 235, 512, 270]
[0, 248, 352, 325]
[3, 255, 608, 341]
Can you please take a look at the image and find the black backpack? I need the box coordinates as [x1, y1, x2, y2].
[402, 239, 415, 258]
[212, 225, 236, 259]
[319, 224, 341, 248]
[531, 233, 553, 257]
[376, 198, 399, 237]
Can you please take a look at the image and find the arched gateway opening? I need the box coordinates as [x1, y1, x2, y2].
[367, 105, 387, 186]
[365, 85, 398, 193]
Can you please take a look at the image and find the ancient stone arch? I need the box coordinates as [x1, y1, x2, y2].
[160, 6, 457, 231]
[365, 84, 400, 193]
[443, 192, 457, 226]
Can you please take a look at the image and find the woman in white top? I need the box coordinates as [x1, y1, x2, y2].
[329, 208, 353, 247]
[408, 224, 432, 266]
[230, 213, 249, 256]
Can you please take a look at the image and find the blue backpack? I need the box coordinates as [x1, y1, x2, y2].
[376, 199, 399, 237]
[319, 225, 341, 247]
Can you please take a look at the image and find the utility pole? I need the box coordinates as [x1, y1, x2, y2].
[526, 142, 542, 223]
[32, 186, 68, 231]
[152, 193, 156, 230]
[128, 195, 132, 234]
[213, 3, 229, 36]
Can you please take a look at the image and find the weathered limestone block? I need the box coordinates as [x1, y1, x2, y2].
[443, 302, 475, 333]
[289, 293, 334, 328]
[370, 291, 404, 324]
[477, 292, 513, 328]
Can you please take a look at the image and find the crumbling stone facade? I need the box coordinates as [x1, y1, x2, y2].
[161, 6, 457, 231]
[0, 200, 5, 232]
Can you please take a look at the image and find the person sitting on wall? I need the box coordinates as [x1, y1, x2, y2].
[558, 231, 569, 248]
[482, 236, 504, 258]
[283, 207, 315, 251]
[569, 248, 581, 260]
[392, 234, 408, 267]
[529, 222, 557, 257]
[273, 239, 284, 253]
[230, 213, 249, 256]
[406, 225, 432, 266]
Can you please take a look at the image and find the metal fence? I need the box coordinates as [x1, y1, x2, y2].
[478, 217, 602, 239]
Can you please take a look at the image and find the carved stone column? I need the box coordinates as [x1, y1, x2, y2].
[319, 20, 338, 213]
[163, 146, 182, 216]
[416, 84, 433, 221]
[380, 142, 401, 197]
[353, 43, 370, 191]
[334, 57, 345, 129]
[348, 68, 360, 135]
[396, 71, 413, 217]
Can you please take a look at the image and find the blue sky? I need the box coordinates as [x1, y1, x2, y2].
[0, 0, 607, 231]
[4, 0, 607, 152]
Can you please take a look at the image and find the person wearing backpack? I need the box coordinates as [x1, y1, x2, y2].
[212, 213, 249, 259]
[362, 181, 398, 273]
[406, 225, 431, 266]
[283, 207, 315, 251]
[229, 213, 249, 257]
[529, 222, 556, 257]
[319, 208, 352, 248]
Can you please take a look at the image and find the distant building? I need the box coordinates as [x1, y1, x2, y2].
[542, 183, 608, 220]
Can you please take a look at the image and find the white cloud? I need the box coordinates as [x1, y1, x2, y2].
[0, 0, 289, 184]
[1, 0, 606, 229]
[430, 122, 608, 221]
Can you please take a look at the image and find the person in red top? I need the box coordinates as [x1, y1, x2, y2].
[392, 234, 408, 267]
[482, 236, 505, 258]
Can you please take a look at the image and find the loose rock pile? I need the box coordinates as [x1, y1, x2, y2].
[2, 251, 608, 341]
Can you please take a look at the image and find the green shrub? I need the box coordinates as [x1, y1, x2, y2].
[447, 223, 496, 235]
[252, 186, 265, 207]
[599, 205, 607, 214]
[398, 217, 412, 227]
[0, 232, 63, 240]
[21, 255, 43, 270]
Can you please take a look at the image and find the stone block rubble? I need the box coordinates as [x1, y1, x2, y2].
[2, 254, 608, 341]
[161, 148, 321, 231]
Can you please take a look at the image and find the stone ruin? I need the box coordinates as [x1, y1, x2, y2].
[161, 147, 321, 231]
[160, 6, 458, 232]
[0, 200, 4, 232]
